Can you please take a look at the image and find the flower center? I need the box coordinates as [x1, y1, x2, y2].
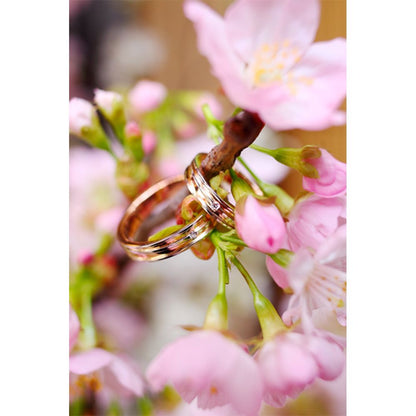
[307, 263, 346, 312]
[247, 41, 314, 95]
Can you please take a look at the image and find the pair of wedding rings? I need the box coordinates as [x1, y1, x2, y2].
[117, 153, 247, 261]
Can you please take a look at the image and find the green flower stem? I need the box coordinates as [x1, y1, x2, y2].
[202, 103, 224, 145]
[79, 287, 96, 350]
[204, 233, 230, 331]
[218, 234, 247, 247]
[237, 156, 294, 215]
[230, 254, 287, 340]
[249, 143, 276, 157]
[216, 243, 229, 290]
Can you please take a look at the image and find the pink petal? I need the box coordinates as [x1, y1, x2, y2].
[69, 97, 94, 135]
[235, 195, 286, 254]
[225, 0, 320, 62]
[259, 38, 346, 130]
[128, 80, 167, 114]
[69, 348, 113, 374]
[315, 224, 346, 270]
[184, 0, 287, 112]
[265, 255, 290, 289]
[93, 300, 147, 351]
[257, 334, 318, 406]
[307, 336, 345, 380]
[287, 194, 346, 251]
[146, 331, 262, 415]
[105, 355, 145, 397]
[303, 149, 346, 197]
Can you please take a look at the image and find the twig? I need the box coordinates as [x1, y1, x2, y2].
[199, 110, 264, 181]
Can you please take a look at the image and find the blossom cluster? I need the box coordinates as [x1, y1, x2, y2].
[69, 0, 346, 414]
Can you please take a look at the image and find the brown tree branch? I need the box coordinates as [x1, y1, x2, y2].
[199, 110, 265, 181]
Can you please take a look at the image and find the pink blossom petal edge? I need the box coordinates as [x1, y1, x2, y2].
[146, 330, 263, 416]
[265, 255, 290, 289]
[224, 0, 320, 62]
[303, 149, 346, 197]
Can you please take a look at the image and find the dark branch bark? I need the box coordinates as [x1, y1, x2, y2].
[199, 111, 265, 181]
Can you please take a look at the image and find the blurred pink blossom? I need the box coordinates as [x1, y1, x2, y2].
[70, 349, 145, 400]
[129, 80, 167, 114]
[69, 98, 94, 136]
[158, 400, 240, 415]
[94, 88, 123, 114]
[256, 331, 344, 408]
[235, 195, 286, 254]
[286, 193, 346, 251]
[303, 149, 346, 197]
[184, 0, 346, 130]
[69, 305, 144, 401]
[146, 330, 263, 416]
[125, 120, 141, 138]
[93, 299, 147, 351]
[279, 225, 346, 329]
[69, 147, 127, 264]
[194, 92, 223, 120]
[142, 130, 157, 155]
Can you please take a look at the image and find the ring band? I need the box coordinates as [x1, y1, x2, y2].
[117, 174, 214, 261]
[185, 153, 260, 229]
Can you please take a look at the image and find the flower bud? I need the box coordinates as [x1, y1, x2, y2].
[124, 121, 144, 161]
[128, 80, 167, 114]
[142, 131, 157, 155]
[204, 293, 228, 331]
[69, 98, 112, 152]
[272, 145, 321, 178]
[115, 156, 150, 199]
[235, 194, 286, 254]
[94, 89, 126, 140]
[230, 169, 255, 202]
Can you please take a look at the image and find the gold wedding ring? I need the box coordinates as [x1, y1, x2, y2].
[117, 174, 214, 261]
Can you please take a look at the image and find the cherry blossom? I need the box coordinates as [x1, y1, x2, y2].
[146, 330, 263, 416]
[129, 80, 167, 114]
[286, 193, 346, 251]
[272, 225, 346, 329]
[185, 0, 346, 130]
[256, 331, 345, 408]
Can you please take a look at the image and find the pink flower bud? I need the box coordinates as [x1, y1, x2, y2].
[77, 250, 95, 266]
[303, 149, 346, 197]
[142, 130, 157, 154]
[235, 195, 286, 254]
[94, 88, 122, 115]
[69, 97, 94, 135]
[124, 121, 141, 138]
[128, 80, 167, 113]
